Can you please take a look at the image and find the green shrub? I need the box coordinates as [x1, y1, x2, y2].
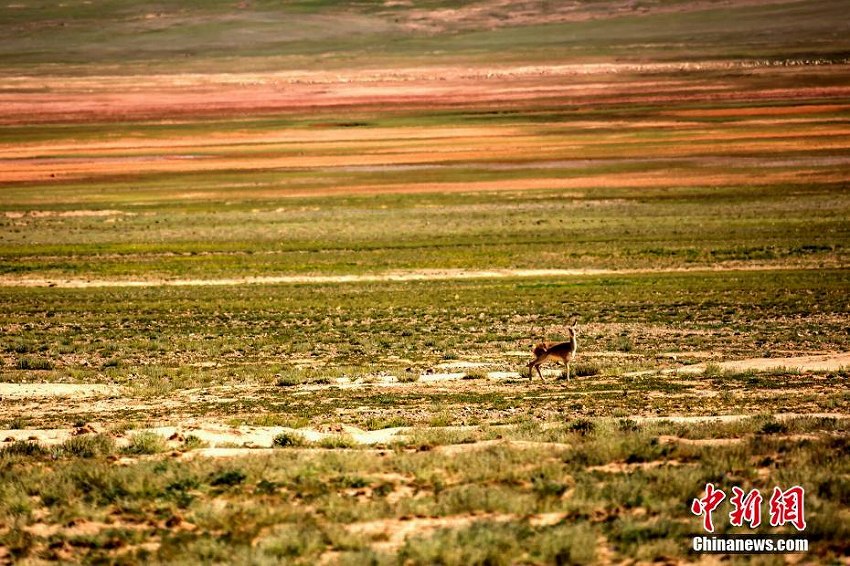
[61, 434, 116, 458]
[121, 432, 167, 455]
[759, 419, 788, 435]
[1, 440, 48, 458]
[182, 435, 207, 450]
[16, 356, 54, 371]
[399, 520, 525, 566]
[568, 418, 595, 436]
[572, 361, 601, 377]
[533, 522, 598, 565]
[615, 336, 635, 353]
[463, 370, 487, 380]
[317, 434, 357, 449]
[209, 469, 247, 488]
[6, 417, 28, 430]
[276, 375, 303, 387]
[273, 432, 307, 448]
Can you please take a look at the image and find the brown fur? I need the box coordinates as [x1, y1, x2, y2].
[527, 322, 578, 381]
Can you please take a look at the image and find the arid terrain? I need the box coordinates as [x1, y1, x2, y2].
[1, 0, 849, 564]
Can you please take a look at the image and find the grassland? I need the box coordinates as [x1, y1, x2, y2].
[2, 0, 850, 564]
[2, 0, 849, 72]
[2, 417, 849, 564]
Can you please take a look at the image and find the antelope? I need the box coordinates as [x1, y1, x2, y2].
[527, 319, 578, 381]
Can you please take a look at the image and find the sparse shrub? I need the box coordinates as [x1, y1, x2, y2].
[182, 435, 207, 450]
[804, 499, 850, 546]
[372, 482, 394, 498]
[572, 361, 601, 377]
[122, 432, 167, 455]
[609, 516, 689, 556]
[335, 475, 369, 489]
[165, 477, 201, 495]
[615, 335, 634, 353]
[428, 412, 454, 427]
[534, 522, 597, 565]
[318, 434, 357, 449]
[16, 356, 54, 371]
[397, 372, 420, 383]
[463, 370, 487, 380]
[759, 419, 788, 435]
[399, 520, 523, 565]
[703, 362, 723, 378]
[164, 477, 201, 507]
[255, 479, 279, 495]
[1, 440, 48, 458]
[531, 473, 569, 498]
[10, 341, 34, 354]
[60, 463, 139, 506]
[108, 421, 135, 435]
[250, 414, 309, 428]
[61, 434, 116, 458]
[0, 525, 35, 560]
[0, 481, 33, 521]
[276, 374, 302, 387]
[273, 432, 307, 448]
[364, 415, 410, 430]
[209, 469, 247, 488]
[6, 417, 28, 430]
[258, 521, 329, 560]
[568, 418, 595, 436]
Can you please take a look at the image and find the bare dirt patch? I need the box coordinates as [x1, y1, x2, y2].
[675, 352, 850, 374]
[0, 263, 841, 289]
[0, 421, 407, 450]
[3, 209, 135, 218]
[434, 438, 573, 455]
[6, 60, 837, 126]
[345, 511, 568, 553]
[24, 518, 148, 539]
[587, 459, 691, 474]
[657, 435, 744, 447]
[392, 0, 794, 33]
[0, 382, 121, 398]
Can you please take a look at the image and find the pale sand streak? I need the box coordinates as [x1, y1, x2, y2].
[0, 264, 838, 288]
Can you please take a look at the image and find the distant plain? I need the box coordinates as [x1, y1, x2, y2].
[1, 1, 849, 563]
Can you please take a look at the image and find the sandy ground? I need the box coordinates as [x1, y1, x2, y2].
[3, 350, 847, 454]
[1, 263, 844, 289]
[4, 412, 847, 457]
[0, 382, 121, 398]
[672, 352, 850, 374]
[5, 61, 846, 126]
[2, 350, 847, 401]
[344, 511, 567, 554]
[0, 421, 406, 450]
